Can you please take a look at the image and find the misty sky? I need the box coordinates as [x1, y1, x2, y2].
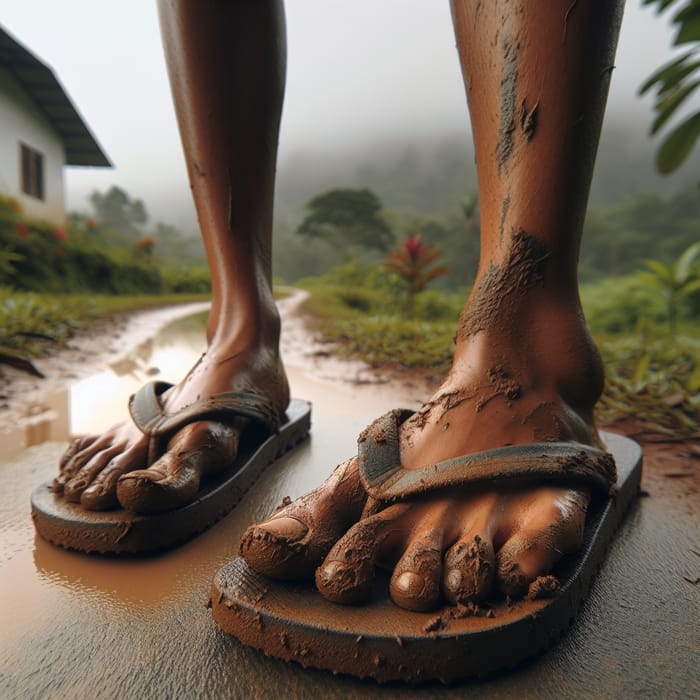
[0, 1, 691, 224]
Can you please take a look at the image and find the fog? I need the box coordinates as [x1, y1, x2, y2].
[0, 0, 698, 232]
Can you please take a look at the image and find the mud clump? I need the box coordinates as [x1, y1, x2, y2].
[527, 575, 560, 600]
[424, 600, 496, 633]
[443, 535, 495, 604]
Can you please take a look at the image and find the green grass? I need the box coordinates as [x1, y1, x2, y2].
[0, 284, 291, 362]
[0, 290, 210, 360]
[298, 266, 700, 435]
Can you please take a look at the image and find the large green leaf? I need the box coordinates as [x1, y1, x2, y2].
[676, 240, 700, 280]
[656, 111, 700, 172]
[643, 0, 681, 11]
[679, 277, 700, 297]
[652, 79, 700, 133]
[639, 51, 695, 95]
[675, 9, 700, 44]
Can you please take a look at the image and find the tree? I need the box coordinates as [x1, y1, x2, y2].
[638, 241, 700, 332]
[296, 188, 393, 256]
[640, 0, 700, 173]
[88, 186, 148, 243]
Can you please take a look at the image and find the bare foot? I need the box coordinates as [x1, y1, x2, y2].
[241, 381, 595, 609]
[241, 245, 609, 608]
[52, 335, 289, 514]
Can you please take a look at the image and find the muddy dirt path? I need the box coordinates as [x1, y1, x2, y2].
[0, 291, 697, 698]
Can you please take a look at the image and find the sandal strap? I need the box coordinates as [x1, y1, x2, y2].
[358, 409, 617, 501]
[128, 381, 280, 438]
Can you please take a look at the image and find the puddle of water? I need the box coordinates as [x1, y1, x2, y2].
[0, 390, 70, 462]
[0, 315, 208, 461]
[70, 318, 206, 436]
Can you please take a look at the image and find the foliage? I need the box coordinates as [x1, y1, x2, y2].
[637, 240, 700, 331]
[0, 289, 208, 361]
[641, 0, 700, 173]
[384, 233, 451, 314]
[0, 193, 211, 296]
[597, 333, 700, 433]
[299, 260, 464, 372]
[296, 188, 394, 256]
[581, 275, 667, 333]
[299, 259, 699, 433]
[88, 185, 148, 244]
[579, 186, 700, 280]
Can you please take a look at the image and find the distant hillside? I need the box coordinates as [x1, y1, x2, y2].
[274, 116, 699, 226]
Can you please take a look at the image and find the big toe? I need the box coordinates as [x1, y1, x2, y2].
[241, 515, 314, 580]
[117, 421, 238, 513]
[241, 458, 368, 581]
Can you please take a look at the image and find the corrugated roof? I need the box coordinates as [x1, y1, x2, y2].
[0, 24, 111, 167]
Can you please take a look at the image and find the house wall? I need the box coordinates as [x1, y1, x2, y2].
[0, 67, 66, 224]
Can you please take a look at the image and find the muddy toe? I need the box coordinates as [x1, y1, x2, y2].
[117, 460, 200, 514]
[442, 533, 496, 604]
[315, 504, 409, 605]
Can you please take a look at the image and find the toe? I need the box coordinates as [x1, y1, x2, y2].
[53, 436, 108, 493]
[442, 533, 496, 604]
[496, 487, 588, 597]
[496, 528, 561, 597]
[316, 504, 409, 605]
[116, 421, 238, 513]
[63, 443, 122, 502]
[241, 459, 367, 581]
[58, 435, 95, 471]
[389, 528, 444, 612]
[80, 443, 147, 510]
[241, 515, 313, 580]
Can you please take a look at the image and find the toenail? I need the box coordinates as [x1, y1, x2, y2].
[445, 569, 463, 591]
[318, 560, 347, 582]
[394, 572, 425, 597]
[261, 517, 308, 542]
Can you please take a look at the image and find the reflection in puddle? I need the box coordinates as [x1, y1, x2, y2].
[0, 314, 207, 461]
[71, 315, 206, 436]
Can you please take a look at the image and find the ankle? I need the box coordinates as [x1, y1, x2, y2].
[209, 290, 282, 358]
[453, 302, 604, 414]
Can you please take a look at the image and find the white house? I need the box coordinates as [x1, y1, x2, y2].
[0, 25, 110, 225]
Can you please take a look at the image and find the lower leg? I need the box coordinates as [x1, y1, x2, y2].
[55, 1, 290, 512]
[158, 0, 286, 360]
[242, 0, 625, 609]
[400, 0, 625, 467]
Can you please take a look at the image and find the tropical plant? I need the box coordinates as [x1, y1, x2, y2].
[640, 0, 700, 173]
[384, 233, 451, 314]
[638, 240, 700, 332]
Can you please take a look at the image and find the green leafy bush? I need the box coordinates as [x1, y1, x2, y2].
[0, 200, 210, 295]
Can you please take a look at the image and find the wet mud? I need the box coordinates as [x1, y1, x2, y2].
[0, 299, 698, 695]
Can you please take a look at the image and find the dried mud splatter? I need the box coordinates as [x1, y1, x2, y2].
[459, 230, 549, 339]
[496, 37, 519, 172]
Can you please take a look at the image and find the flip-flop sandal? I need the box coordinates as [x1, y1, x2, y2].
[31, 381, 311, 555]
[209, 408, 641, 683]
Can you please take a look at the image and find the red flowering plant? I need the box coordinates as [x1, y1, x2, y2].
[53, 228, 68, 242]
[136, 235, 157, 261]
[383, 233, 451, 314]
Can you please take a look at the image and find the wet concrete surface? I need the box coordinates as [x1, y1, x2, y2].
[1, 301, 698, 698]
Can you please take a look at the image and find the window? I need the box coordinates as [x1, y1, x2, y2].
[20, 143, 44, 200]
